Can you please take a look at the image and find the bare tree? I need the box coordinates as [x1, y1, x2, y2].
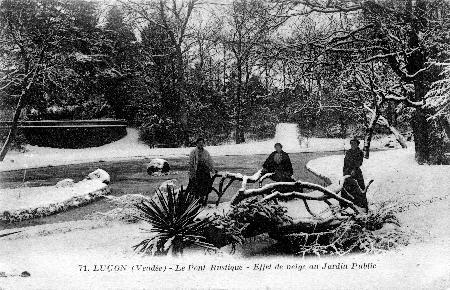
[0, 0, 59, 161]
[216, 0, 291, 143]
[120, 0, 201, 145]
[281, 0, 450, 164]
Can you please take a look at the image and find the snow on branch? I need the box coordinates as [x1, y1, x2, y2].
[288, 0, 364, 14]
[425, 61, 450, 118]
[384, 91, 424, 108]
[230, 176, 362, 214]
[364, 105, 408, 149]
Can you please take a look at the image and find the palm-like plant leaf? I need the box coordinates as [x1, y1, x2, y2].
[133, 187, 215, 255]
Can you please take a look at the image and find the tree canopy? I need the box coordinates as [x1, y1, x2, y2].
[1, 0, 449, 163]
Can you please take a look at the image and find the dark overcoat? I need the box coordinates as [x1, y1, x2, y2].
[263, 151, 293, 176]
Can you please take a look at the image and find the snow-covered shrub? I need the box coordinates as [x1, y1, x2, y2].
[146, 159, 170, 175]
[325, 124, 344, 138]
[87, 169, 110, 184]
[204, 197, 292, 248]
[139, 117, 183, 147]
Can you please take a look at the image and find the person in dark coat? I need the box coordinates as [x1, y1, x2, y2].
[342, 138, 368, 210]
[187, 137, 216, 206]
[262, 143, 295, 182]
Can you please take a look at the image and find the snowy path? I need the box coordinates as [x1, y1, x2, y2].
[0, 123, 390, 172]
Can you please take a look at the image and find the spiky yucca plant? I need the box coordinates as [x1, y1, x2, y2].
[133, 186, 215, 256]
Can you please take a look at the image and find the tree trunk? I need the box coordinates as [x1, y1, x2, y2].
[0, 70, 37, 161]
[235, 60, 245, 144]
[0, 96, 25, 161]
[176, 49, 190, 146]
[410, 74, 447, 163]
[339, 116, 346, 139]
[405, 0, 446, 164]
[363, 108, 379, 159]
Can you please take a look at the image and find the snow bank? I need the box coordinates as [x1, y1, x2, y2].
[0, 179, 109, 222]
[306, 148, 450, 204]
[0, 126, 393, 172]
[305, 148, 450, 288]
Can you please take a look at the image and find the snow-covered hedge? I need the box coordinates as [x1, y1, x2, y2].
[1, 169, 111, 223]
[1, 186, 110, 223]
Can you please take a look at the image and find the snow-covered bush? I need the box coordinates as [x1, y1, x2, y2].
[139, 117, 183, 147]
[146, 159, 170, 175]
[1, 188, 110, 223]
[204, 197, 292, 248]
[87, 169, 110, 184]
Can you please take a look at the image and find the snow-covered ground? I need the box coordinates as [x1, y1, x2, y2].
[307, 148, 450, 288]
[307, 148, 450, 205]
[0, 225, 448, 290]
[0, 123, 391, 172]
[0, 150, 450, 289]
[2, 124, 445, 289]
[0, 146, 448, 289]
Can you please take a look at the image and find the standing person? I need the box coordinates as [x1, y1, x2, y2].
[343, 138, 365, 189]
[342, 137, 368, 210]
[187, 137, 216, 206]
[262, 143, 295, 182]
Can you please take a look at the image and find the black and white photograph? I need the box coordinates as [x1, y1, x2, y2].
[0, 0, 449, 289]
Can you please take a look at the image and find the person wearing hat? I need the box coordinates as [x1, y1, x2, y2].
[187, 137, 216, 205]
[342, 137, 367, 210]
[261, 143, 295, 182]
